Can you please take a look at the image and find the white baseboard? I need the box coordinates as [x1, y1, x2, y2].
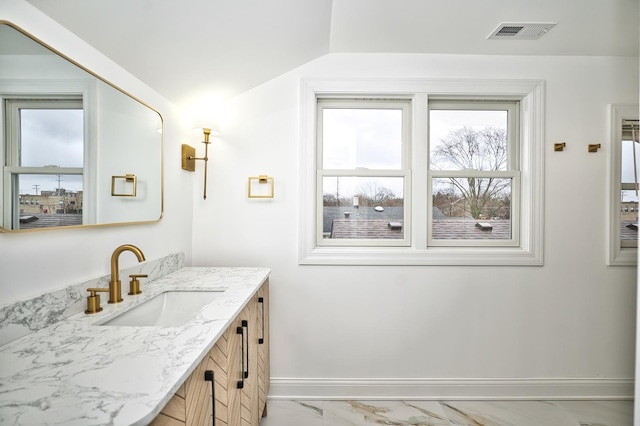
[268, 377, 634, 400]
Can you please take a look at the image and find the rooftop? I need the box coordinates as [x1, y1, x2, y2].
[19, 214, 82, 230]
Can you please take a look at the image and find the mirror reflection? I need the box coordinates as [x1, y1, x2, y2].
[0, 22, 163, 232]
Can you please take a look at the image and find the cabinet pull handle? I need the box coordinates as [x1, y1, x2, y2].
[258, 297, 265, 345]
[204, 370, 215, 426]
[242, 320, 249, 379]
[236, 324, 245, 389]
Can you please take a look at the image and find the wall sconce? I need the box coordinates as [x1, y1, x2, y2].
[181, 126, 221, 200]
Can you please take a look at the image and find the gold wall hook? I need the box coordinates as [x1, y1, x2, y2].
[588, 143, 601, 153]
[554, 142, 566, 152]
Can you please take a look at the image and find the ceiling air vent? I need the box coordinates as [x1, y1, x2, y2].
[488, 23, 556, 40]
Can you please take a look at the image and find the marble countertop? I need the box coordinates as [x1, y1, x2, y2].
[0, 266, 270, 426]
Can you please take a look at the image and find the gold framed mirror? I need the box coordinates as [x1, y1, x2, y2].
[0, 22, 163, 232]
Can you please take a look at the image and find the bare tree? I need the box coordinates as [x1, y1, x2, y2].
[432, 126, 510, 219]
[356, 182, 398, 206]
[323, 193, 338, 206]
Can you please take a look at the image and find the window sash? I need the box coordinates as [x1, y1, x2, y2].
[3, 98, 84, 230]
[316, 170, 411, 247]
[428, 174, 520, 247]
[607, 104, 639, 265]
[317, 98, 411, 169]
[427, 100, 520, 247]
[427, 100, 520, 171]
[316, 98, 412, 247]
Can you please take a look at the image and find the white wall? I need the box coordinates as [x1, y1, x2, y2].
[192, 53, 638, 398]
[0, 1, 194, 304]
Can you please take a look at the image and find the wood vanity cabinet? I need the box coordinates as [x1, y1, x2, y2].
[151, 279, 270, 426]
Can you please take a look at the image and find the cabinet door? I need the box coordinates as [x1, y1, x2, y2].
[210, 294, 260, 426]
[149, 354, 213, 426]
[209, 325, 233, 426]
[226, 315, 244, 426]
[183, 351, 214, 425]
[151, 326, 234, 426]
[256, 280, 270, 419]
[238, 298, 258, 426]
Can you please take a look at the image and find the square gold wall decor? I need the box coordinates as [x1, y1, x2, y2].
[248, 175, 274, 198]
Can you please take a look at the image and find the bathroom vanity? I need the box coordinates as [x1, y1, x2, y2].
[151, 275, 270, 426]
[0, 266, 270, 426]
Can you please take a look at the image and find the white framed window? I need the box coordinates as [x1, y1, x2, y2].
[428, 100, 520, 247]
[317, 98, 411, 247]
[299, 78, 545, 266]
[607, 104, 639, 266]
[2, 97, 84, 230]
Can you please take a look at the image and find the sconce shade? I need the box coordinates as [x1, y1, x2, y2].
[192, 123, 221, 137]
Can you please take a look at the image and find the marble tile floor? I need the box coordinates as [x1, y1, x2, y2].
[259, 399, 633, 426]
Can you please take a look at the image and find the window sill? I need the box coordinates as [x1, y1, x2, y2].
[607, 247, 638, 266]
[299, 246, 543, 266]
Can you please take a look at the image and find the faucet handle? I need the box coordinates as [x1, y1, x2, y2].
[128, 274, 148, 295]
[86, 288, 109, 314]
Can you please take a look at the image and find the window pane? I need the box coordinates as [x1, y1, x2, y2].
[322, 176, 404, 239]
[621, 139, 640, 183]
[20, 109, 84, 167]
[621, 190, 638, 245]
[432, 177, 512, 240]
[15, 174, 83, 229]
[322, 109, 402, 169]
[430, 110, 508, 171]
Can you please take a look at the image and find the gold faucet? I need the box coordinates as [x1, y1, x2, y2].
[109, 244, 145, 304]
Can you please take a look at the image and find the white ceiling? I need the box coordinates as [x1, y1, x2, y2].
[25, 0, 639, 109]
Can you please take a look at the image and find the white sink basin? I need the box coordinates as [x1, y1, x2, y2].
[98, 290, 225, 327]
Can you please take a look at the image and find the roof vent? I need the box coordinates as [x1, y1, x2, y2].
[475, 222, 493, 231]
[488, 23, 556, 40]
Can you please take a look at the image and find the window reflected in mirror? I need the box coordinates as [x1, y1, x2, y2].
[5, 99, 84, 229]
[620, 125, 639, 248]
